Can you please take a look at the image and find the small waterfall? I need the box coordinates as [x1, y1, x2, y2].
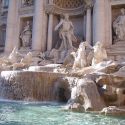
[0, 70, 107, 111]
[0, 71, 69, 101]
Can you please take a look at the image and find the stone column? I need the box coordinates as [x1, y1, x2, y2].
[47, 14, 53, 51]
[83, 14, 86, 40]
[32, 0, 47, 51]
[47, 0, 54, 51]
[5, 0, 18, 52]
[105, 0, 112, 46]
[93, 0, 105, 45]
[86, 7, 92, 44]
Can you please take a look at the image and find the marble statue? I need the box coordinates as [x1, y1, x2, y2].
[73, 41, 93, 69]
[92, 41, 107, 65]
[113, 8, 125, 41]
[55, 14, 75, 50]
[20, 21, 32, 48]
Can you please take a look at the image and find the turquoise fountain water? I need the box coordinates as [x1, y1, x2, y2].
[0, 100, 125, 125]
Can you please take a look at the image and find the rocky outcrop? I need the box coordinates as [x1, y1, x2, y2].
[100, 106, 125, 116]
[67, 77, 105, 111]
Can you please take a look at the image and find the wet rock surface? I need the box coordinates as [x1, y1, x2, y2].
[100, 106, 125, 116]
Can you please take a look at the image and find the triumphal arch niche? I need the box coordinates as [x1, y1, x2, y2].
[46, 0, 93, 50]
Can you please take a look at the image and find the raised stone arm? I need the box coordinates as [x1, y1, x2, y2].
[54, 19, 63, 31]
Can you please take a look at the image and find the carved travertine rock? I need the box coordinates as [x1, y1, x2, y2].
[12, 52, 32, 70]
[67, 77, 105, 111]
[8, 47, 22, 64]
[101, 106, 125, 116]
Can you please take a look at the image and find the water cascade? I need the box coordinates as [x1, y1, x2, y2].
[0, 71, 68, 101]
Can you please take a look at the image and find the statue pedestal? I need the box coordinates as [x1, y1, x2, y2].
[107, 41, 125, 61]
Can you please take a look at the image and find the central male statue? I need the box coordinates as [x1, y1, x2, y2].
[55, 14, 75, 50]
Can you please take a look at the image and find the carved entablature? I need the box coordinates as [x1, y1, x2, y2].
[46, 0, 93, 16]
[111, 0, 125, 5]
[18, 7, 34, 16]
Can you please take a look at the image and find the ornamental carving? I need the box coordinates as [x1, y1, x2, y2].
[21, 0, 34, 7]
[53, 0, 83, 9]
[46, 0, 93, 16]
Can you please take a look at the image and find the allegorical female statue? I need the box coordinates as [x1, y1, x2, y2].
[20, 21, 32, 48]
[113, 8, 125, 41]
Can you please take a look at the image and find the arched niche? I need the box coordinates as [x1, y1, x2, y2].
[46, 0, 93, 50]
[46, 0, 89, 49]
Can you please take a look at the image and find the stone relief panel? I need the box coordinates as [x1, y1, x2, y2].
[112, 5, 125, 43]
[21, 0, 34, 7]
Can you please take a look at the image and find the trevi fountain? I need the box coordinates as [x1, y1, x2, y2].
[0, 0, 124, 125]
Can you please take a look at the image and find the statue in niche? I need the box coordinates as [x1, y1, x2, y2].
[20, 21, 32, 48]
[113, 8, 125, 42]
[55, 14, 76, 51]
